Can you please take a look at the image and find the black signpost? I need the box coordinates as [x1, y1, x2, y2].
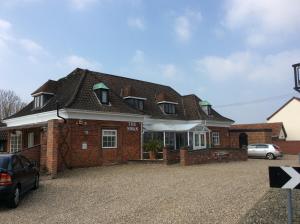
[269, 166, 300, 224]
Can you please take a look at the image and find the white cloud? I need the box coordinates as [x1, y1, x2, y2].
[131, 50, 145, 64]
[127, 17, 145, 30]
[195, 50, 300, 82]
[69, 0, 99, 10]
[19, 39, 46, 55]
[223, 0, 300, 47]
[62, 55, 102, 70]
[0, 18, 47, 63]
[174, 9, 202, 43]
[160, 64, 178, 78]
[0, 19, 12, 30]
[0, 0, 41, 7]
[0, 19, 12, 44]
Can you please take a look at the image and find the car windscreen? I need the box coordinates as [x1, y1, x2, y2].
[0, 157, 10, 170]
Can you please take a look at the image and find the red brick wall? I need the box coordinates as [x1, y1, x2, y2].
[229, 131, 272, 148]
[208, 127, 231, 148]
[57, 119, 142, 169]
[163, 147, 180, 165]
[18, 145, 41, 164]
[180, 148, 247, 166]
[273, 140, 300, 154]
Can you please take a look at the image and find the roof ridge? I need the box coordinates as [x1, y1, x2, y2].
[84, 68, 177, 92]
[64, 70, 87, 107]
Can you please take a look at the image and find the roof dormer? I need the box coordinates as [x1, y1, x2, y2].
[200, 100, 212, 116]
[93, 82, 110, 105]
[31, 80, 57, 109]
[122, 85, 146, 110]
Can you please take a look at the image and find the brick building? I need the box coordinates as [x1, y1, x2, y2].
[1, 68, 234, 175]
[229, 122, 287, 149]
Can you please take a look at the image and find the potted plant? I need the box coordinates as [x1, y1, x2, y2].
[143, 140, 163, 160]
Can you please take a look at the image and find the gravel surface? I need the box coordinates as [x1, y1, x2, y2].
[239, 188, 300, 224]
[0, 155, 298, 224]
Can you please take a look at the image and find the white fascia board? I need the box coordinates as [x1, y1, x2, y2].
[205, 120, 233, 127]
[144, 118, 232, 127]
[4, 110, 61, 127]
[4, 109, 147, 127]
[144, 118, 204, 125]
[157, 101, 179, 105]
[64, 109, 146, 122]
[123, 96, 147, 101]
[31, 92, 55, 97]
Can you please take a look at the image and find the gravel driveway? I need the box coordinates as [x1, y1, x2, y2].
[0, 156, 298, 224]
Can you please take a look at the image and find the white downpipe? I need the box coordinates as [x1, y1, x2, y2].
[187, 131, 190, 147]
[163, 131, 166, 147]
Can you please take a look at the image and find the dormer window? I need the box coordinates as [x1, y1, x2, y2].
[124, 96, 146, 110]
[33, 93, 53, 109]
[200, 100, 212, 115]
[93, 83, 110, 105]
[157, 101, 177, 114]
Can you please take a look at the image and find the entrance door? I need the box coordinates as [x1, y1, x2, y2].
[193, 132, 206, 150]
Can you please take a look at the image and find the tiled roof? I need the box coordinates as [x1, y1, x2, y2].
[230, 122, 287, 138]
[31, 80, 58, 95]
[6, 68, 233, 122]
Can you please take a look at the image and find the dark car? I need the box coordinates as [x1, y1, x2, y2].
[0, 154, 39, 208]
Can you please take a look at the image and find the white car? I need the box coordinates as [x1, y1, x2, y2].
[247, 144, 283, 160]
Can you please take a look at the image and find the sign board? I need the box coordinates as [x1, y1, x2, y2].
[269, 166, 300, 189]
[127, 122, 139, 132]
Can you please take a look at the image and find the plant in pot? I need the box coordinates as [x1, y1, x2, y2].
[144, 140, 163, 160]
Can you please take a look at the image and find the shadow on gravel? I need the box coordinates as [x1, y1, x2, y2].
[239, 189, 300, 224]
[0, 184, 44, 212]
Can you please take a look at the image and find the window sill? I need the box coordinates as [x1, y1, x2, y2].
[102, 147, 117, 149]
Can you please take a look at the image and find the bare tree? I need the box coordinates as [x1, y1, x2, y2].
[0, 89, 26, 120]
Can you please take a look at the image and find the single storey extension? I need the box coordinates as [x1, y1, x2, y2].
[1, 68, 236, 175]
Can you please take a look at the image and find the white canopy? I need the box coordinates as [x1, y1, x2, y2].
[143, 123, 210, 132]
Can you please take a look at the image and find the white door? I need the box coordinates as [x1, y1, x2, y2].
[193, 132, 206, 149]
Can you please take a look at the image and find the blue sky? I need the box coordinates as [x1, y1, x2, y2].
[0, 0, 299, 123]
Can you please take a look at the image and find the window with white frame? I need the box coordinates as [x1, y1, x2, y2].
[10, 131, 22, 153]
[212, 132, 220, 146]
[34, 95, 43, 108]
[28, 132, 34, 148]
[102, 130, 117, 148]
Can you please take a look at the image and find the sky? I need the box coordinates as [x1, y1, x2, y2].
[0, 0, 299, 123]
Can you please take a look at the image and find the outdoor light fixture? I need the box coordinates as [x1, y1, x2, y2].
[292, 63, 300, 93]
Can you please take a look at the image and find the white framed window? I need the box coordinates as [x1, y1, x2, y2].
[34, 95, 43, 108]
[28, 132, 34, 148]
[212, 132, 220, 146]
[10, 131, 22, 153]
[102, 129, 117, 148]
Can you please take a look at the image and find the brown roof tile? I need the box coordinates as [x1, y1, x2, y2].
[230, 122, 287, 138]
[6, 68, 234, 122]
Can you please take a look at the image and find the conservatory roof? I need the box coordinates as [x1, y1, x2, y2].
[143, 123, 210, 132]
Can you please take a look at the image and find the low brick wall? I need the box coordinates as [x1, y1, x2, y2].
[273, 141, 300, 154]
[18, 145, 41, 165]
[180, 148, 247, 166]
[163, 147, 180, 165]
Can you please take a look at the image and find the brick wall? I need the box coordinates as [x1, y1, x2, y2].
[273, 140, 300, 154]
[180, 148, 247, 166]
[18, 145, 41, 164]
[208, 127, 231, 148]
[229, 130, 272, 148]
[56, 119, 142, 169]
[163, 147, 180, 165]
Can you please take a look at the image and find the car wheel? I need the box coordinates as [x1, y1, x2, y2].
[7, 186, 20, 208]
[32, 175, 39, 190]
[266, 153, 275, 160]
